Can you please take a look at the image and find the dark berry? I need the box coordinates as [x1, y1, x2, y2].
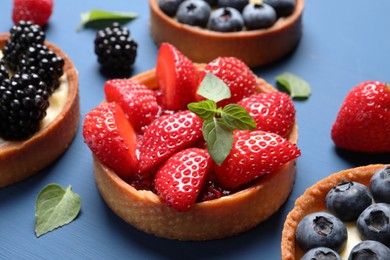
[159, 0, 185, 17]
[295, 212, 347, 253]
[263, 0, 295, 17]
[301, 247, 341, 260]
[0, 73, 49, 140]
[94, 23, 138, 71]
[242, 3, 277, 30]
[176, 0, 211, 27]
[217, 0, 249, 12]
[348, 240, 390, 260]
[357, 203, 390, 246]
[0, 60, 8, 85]
[370, 165, 390, 204]
[208, 7, 244, 32]
[18, 44, 64, 94]
[325, 180, 373, 221]
[2, 20, 45, 72]
[204, 0, 218, 7]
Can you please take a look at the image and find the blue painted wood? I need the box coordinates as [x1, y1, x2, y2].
[1, 0, 389, 259]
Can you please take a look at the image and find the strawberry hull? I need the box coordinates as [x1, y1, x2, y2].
[92, 65, 299, 240]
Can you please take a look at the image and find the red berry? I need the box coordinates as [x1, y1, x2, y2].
[238, 92, 295, 138]
[82, 102, 139, 179]
[331, 81, 390, 152]
[154, 148, 212, 211]
[215, 130, 301, 190]
[138, 110, 203, 172]
[156, 43, 199, 110]
[104, 79, 159, 133]
[12, 0, 53, 26]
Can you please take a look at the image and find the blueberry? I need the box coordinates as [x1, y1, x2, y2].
[301, 247, 341, 260]
[296, 212, 348, 253]
[217, 0, 249, 12]
[159, 0, 185, 17]
[242, 3, 277, 30]
[208, 7, 244, 32]
[357, 203, 390, 246]
[176, 0, 211, 27]
[325, 180, 373, 221]
[263, 0, 295, 17]
[348, 240, 390, 260]
[370, 165, 390, 204]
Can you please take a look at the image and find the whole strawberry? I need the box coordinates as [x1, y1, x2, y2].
[198, 56, 258, 107]
[215, 130, 301, 190]
[331, 81, 390, 152]
[154, 148, 212, 211]
[82, 102, 139, 179]
[13, 0, 53, 27]
[238, 92, 295, 138]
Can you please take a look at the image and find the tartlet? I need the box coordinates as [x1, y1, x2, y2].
[281, 164, 389, 259]
[93, 65, 299, 240]
[0, 34, 80, 188]
[149, 0, 304, 67]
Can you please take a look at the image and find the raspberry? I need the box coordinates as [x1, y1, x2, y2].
[12, 0, 53, 27]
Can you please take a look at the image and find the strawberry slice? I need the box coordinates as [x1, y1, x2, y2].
[138, 110, 203, 172]
[104, 79, 159, 133]
[82, 102, 138, 179]
[215, 130, 301, 190]
[154, 148, 212, 211]
[198, 56, 258, 107]
[238, 92, 296, 138]
[156, 43, 199, 110]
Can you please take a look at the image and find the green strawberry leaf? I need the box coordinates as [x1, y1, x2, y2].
[221, 104, 256, 130]
[196, 73, 231, 102]
[276, 72, 311, 99]
[187, 100, 218, 121]
[203, 118, 234, 166]
[77, 9, 138, 31]
[35, 184, 81, 237]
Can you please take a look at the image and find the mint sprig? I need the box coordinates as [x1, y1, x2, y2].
[188, 73, 256, 165]
[276, 72, 311, 99]
[77, 9, 138, 31]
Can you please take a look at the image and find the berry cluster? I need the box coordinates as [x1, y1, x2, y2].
[159, 0, 295, 32]
[296, 165, 390, 259]
[0, 21, 64, 140]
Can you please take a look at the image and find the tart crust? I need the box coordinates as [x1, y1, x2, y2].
[281, 164, 389, 260]
[149, 0, 304, 67]
[0, 34, 80, 187]
[93, 66, 299, 240]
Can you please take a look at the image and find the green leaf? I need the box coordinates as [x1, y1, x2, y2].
[276, 72, 311, 99]
[203, 118, 234, 166]
[35, 184, 81, 237]
[197, 73, 231, 102]
[188, 100, 218, 121]
[77, 9, 138, 31]
[221, 104, 256, 130]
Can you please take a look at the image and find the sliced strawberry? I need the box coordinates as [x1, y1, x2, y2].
[82, 102, 138, 179]
[156, 42, 199, 110]
[238, 92, 296, 138]
[138, 110, 203, 172]
[104, 79, 159, 133]
[154, 148, 212, 211]
[215, 130, 301, 190]
[198, 56, 258, 107]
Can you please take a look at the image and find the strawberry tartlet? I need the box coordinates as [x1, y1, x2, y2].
[84, 43, 300, 240]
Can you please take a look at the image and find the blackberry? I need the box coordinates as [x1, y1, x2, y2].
[0, 60, 8, 85]
[94, 23, 138, 71]
[2, 21, 45, 72]
[18, 44, 64, 94]
[0, 73, 49, 140]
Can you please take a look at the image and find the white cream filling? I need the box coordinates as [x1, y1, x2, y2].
[340, 222, 363, 259]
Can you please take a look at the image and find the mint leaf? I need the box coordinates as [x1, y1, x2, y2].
[196, 73, 231, 102]
[35, 184, 81, 237]
[77, 9, 138, 31]
[203, 118, 234, 166]
[276, 72, 311, 99]
[188, 100, 218, 121]
[221, 104, 256, 130]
